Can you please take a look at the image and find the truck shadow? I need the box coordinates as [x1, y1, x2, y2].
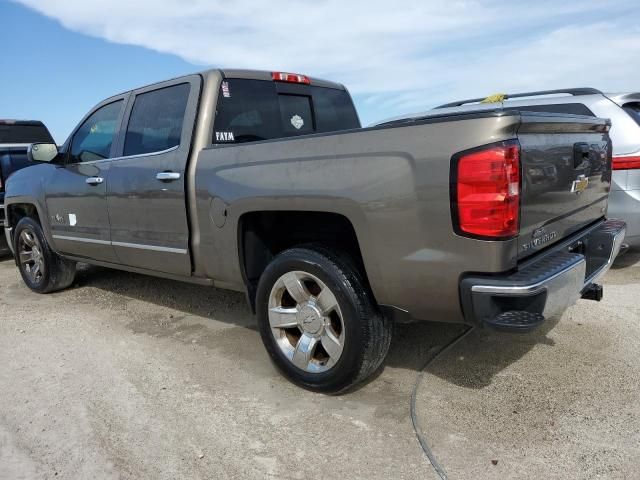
[73, 264, 561, 390]
[421, 318, 560, 390]
[612, 247, 640, 269]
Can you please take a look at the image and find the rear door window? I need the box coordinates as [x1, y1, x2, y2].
[213, 79, 360, 144]
[124, 83, 190, 156]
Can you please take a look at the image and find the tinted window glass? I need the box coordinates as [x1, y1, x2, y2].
[215, 80, 279, 143]
[0, 123, 53, 144]
[70, 100, 123, 163]
[505, 103, 595, 116]
[313, 88, 360, 132]
[623, 102, 640, 126]
[124, 83, 190, 156]
[279, 94, 314, 135]
[213, 79, 360, 144]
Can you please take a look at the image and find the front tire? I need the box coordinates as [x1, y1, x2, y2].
[14, 217, 76, 293]
[256, 245, 392, 393]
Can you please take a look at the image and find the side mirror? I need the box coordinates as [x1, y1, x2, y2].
[28, 143, 58, 163]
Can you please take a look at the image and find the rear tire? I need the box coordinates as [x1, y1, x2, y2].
[14, 217, 76, 293]
[256, 245, 392, 393]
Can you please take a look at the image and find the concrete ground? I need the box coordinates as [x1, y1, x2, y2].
[417, 249, 640, 479]
[0, 250, 638, 479]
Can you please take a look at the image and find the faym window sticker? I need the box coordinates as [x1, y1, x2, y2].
[216, 131, 235, 142]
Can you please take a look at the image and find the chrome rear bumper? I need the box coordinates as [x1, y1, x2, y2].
[461, 219, 626, 332]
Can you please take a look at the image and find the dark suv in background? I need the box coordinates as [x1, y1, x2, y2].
[0, 119, 54, 254]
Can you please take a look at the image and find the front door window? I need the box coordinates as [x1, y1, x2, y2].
[70, 100, 123, 163]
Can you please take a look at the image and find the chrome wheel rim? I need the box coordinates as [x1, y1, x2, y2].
[18, 229, 45, 284]
[268, 271, 345, 373]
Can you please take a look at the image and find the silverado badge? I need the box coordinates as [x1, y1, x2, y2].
[571, 174, 589, 194]
[521, 229, 558, 251]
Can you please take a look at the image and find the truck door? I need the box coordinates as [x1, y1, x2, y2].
[106, 76, 201, 276]
[45, 97, 126, 262]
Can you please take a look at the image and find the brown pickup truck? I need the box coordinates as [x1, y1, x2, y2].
[4, 69, 625, 392]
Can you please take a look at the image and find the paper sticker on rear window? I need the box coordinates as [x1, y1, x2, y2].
[221, 81, 231, 98]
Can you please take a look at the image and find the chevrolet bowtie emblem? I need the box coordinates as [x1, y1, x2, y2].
[571, 174, 589, 194]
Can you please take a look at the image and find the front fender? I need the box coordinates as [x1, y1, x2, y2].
[4, 164, 55, 250]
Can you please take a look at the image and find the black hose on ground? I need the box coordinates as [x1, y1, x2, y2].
[410, 326, 475, 480]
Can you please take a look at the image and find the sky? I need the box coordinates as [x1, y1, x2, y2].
[2, 0, 640, 143]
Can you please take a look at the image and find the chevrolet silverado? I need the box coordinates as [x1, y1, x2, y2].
[3, 69, 625, 392]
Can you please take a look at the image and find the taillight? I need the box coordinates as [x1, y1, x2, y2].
[271, 71, 311, 85]
[612, 155, 640, 170]
[453, 141, 520, 239]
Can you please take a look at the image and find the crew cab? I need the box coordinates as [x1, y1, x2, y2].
[3, 69, 625, 392]
[0, 119, 54, 255]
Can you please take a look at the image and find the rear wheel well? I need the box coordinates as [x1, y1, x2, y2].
[239, 211, 368, 311]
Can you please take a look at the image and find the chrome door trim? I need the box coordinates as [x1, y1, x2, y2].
[52, 235, 111, 245]
[111, 145, 180, 162]
[110, 241, 187, 254]
[77, 145, 180, 166]
[52, 235, 187, 254]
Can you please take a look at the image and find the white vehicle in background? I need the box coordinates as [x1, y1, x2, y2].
[381, 89, 640, 249]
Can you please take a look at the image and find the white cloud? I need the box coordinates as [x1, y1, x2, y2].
[14, 0, 640, 123]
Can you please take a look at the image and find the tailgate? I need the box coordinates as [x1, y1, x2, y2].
[517, 113, 612, 259]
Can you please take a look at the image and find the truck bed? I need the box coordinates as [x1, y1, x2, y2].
[192, 109, 611, 324]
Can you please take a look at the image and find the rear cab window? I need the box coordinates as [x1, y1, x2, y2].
[213, 78, 360, 145]
[0, 122, 54, 144]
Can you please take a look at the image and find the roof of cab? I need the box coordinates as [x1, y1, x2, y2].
[101, 68, 347, 105]
[217, 68, 346, 90]
[0, 119, 47, 126]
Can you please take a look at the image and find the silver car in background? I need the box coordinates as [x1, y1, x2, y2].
[381, 89, 640, 247]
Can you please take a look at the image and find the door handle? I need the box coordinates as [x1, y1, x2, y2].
[86, 176, 104, 185]
[156, 172, 181, 182]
